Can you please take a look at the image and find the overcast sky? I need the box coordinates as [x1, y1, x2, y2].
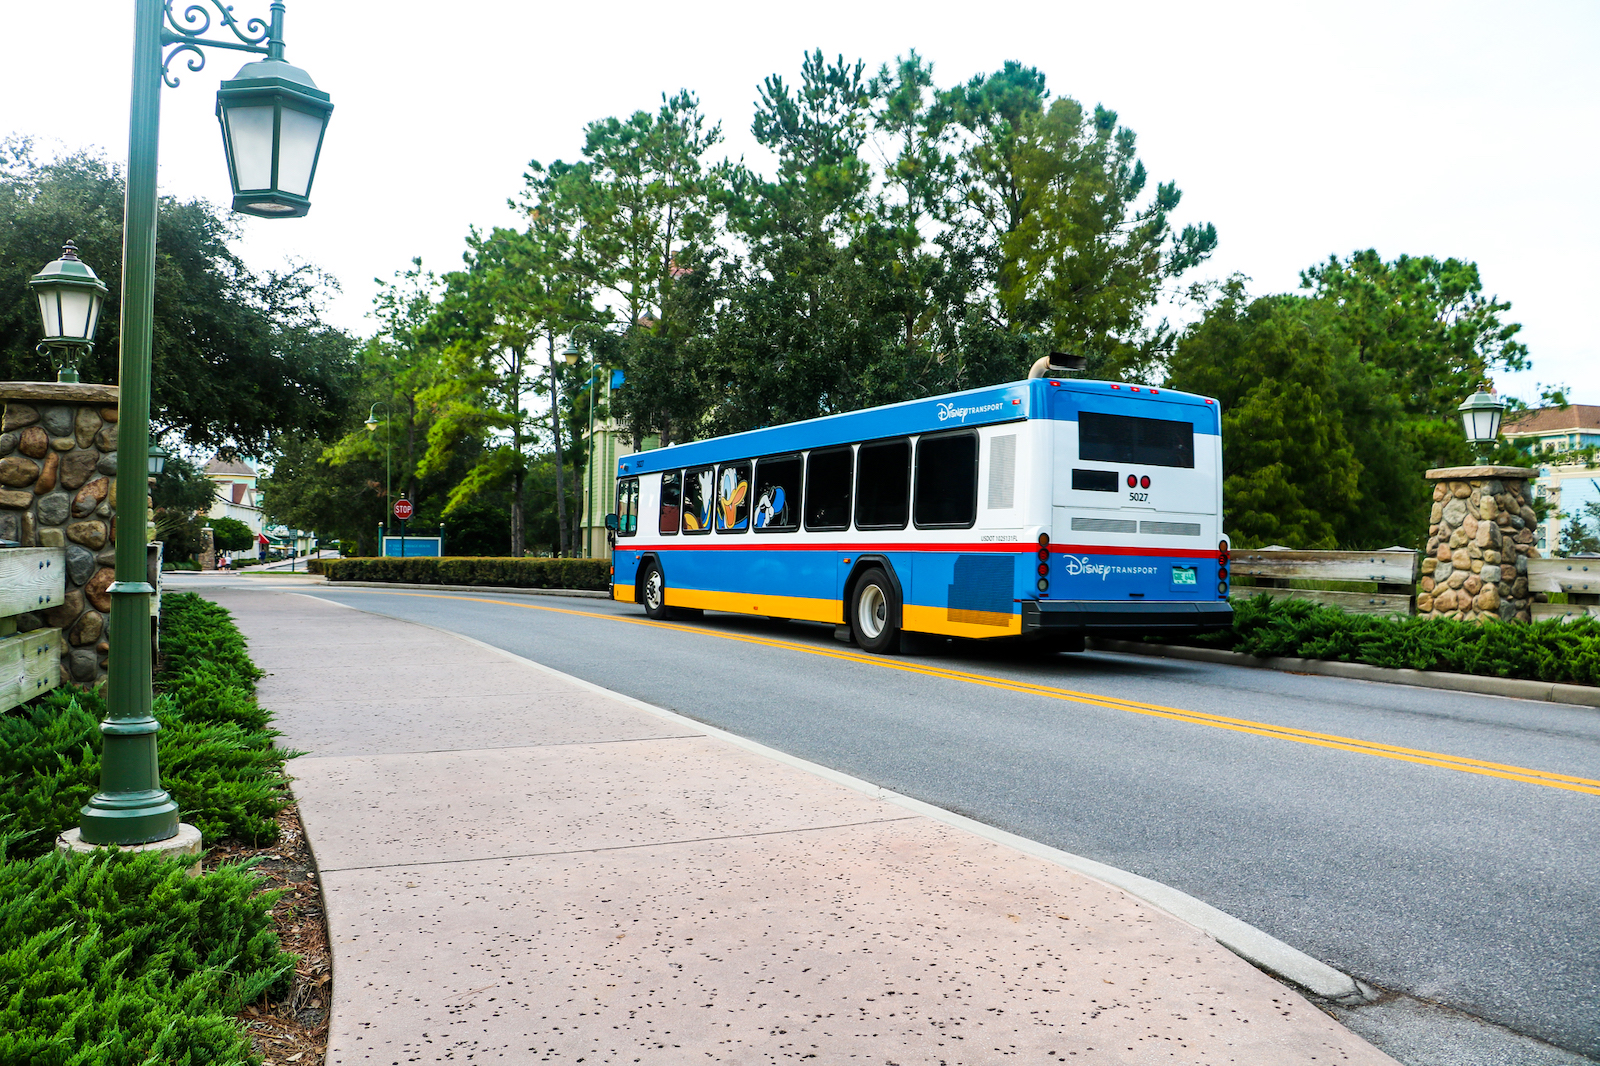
[5, 0, 1595, 404]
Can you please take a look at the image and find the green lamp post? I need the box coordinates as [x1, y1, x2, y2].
[78, 0, 332, 848]
[29, 241, 109, 383]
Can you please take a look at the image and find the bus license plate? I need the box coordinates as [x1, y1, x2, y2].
[1172, 566, 1198, 586]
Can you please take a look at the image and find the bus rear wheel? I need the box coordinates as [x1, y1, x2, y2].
[640, 563, 669, 620]
[850, 567, 901, 654]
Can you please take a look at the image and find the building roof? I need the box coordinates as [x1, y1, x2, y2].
[204, 457, 257, 476]
[1503, 405, 1600, 437]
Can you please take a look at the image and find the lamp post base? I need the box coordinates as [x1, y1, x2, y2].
[57, 822, 201, 876]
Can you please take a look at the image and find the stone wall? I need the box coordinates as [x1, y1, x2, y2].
[1418, 466, 1542, 622]
[0, 382, 122, 686]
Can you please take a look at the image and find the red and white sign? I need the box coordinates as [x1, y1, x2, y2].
[393, 497, 414, 521]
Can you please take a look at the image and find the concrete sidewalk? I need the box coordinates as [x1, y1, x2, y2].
[207, 586, 1396, 1065]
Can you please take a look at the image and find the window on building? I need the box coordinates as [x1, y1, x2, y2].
[753, 454, 802, 532]
[805, 447, 852, 531]
[914, 431, 978, 528]
[856, 438, 911, 529]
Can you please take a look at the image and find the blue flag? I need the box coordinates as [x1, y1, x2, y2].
[610, 369, 626, 389]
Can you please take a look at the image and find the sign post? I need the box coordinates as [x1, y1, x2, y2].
[393, 496, 413, 558]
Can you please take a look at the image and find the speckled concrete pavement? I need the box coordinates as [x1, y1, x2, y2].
[209, 586, 1397, 1065]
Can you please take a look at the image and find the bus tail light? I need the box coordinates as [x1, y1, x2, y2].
[1037, 563, 1049, 576]
[1037, 578, 1049, 593]
[1140, 475, 1150, 488]
[1126, 474, 1137, 487]
[1037, 549, 1050, 562]
[1038, 533, 1050, 548]
[1217, 580, 1229, 595]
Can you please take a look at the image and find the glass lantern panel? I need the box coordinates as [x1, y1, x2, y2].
[37, 293, 58, 339]
[276, 108, 325, 197]
[57, 289, 96, 341]
[84, 291, 102, 339]
[225, 105, 277, 190]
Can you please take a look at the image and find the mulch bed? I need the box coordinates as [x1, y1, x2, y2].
[203, 803, 330, 1066]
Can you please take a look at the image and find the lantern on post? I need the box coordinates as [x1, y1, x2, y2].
[30, 241, 108, 382]
[1458, 389, 1506, 447]
[215, 56, 333, 218]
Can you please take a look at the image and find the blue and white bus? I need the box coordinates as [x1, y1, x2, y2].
[607, 374, 1231, 653]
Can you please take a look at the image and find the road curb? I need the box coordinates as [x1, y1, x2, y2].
[1089, 638, 1600, 709]
[319, 581, 612, 600]
[295, 591, 1373, 1006]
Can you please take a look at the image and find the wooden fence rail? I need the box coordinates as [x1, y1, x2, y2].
[1228, 547, 1420, 616]
[1530, 558, 1600, 622]
[0, 547, 65, 713]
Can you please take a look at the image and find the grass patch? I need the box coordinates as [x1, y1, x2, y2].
[0, 591, 300, 1065]
[1163, 594, 1600, 685]
[0, 593, 292, 860]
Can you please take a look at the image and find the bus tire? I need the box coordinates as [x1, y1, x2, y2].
[849, 567, 901, 654]
[640, 563, 669, 621]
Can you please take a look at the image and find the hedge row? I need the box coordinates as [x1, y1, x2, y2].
[0, 591, 295, 1065]
[0, 592, 291, 860]
[314, 555, 611, 590]
[1161, 594, 1600, 686]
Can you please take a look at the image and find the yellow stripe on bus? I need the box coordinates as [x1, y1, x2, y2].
[666, 586, 844, 625]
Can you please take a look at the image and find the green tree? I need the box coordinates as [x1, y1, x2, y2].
[1559, 501, 1600, 557]
[0, 139, 359, 453]
[1169, 254, 1533, 549]
[210, 516, 255, 553]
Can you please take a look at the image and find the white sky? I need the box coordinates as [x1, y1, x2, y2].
[4, 0, 1595, 405]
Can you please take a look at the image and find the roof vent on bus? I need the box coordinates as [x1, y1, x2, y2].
[1027, 352, 1088, 380]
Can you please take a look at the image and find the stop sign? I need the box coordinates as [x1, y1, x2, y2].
[393, 497, 414, 521]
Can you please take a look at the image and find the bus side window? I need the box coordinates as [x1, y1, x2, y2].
[658, 471, 681, 535]
[615, 477, 639, 537]
[716, 461, 752, 532]
[682, 466, 714, 534]
[856, 438, 911, 530]
[805, 447, 852, 531]
[753, 454, 802, 532]
[914, 431, 977, 528]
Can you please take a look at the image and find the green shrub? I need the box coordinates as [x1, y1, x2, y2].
[315, 555, 610, 590]
[1164, 595, 1600, 686]
[0, 593, 292, 859]
[0, 843, 292, 1066]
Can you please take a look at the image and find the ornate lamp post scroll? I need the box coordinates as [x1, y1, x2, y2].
[78, 0, 331, 848]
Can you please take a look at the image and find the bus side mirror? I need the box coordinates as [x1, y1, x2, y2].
[604, 514, 620, 532]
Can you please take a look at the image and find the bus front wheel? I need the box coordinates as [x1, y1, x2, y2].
[640, 563, 669, 621]
[850, 567, 901, 654]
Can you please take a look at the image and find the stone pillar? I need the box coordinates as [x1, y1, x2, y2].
[0, 382, 122, 686]
[199, 526, 216, 570]
[1418, 466, 1541, 622]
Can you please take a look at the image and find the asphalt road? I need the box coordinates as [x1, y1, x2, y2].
[208, 580, 1600, 1060]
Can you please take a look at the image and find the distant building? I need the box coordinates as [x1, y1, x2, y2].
[1503, 407, 1600, 552]
[203, 457, 262, 560]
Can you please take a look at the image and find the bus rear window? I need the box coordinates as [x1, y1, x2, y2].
[805, 448, 852, 531]
[856, 438, 910, 529]
[1078, 411, 1194, 469]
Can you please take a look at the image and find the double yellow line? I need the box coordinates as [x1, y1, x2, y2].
[333, 588, 1600, 799]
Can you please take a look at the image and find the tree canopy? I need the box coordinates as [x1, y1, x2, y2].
[0, 138, 359, 455]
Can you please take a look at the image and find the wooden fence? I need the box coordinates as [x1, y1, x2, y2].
[1530, 558, 1600, 622]
[0, 547, 65, 713]
[1228, 548, 1419, 616]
